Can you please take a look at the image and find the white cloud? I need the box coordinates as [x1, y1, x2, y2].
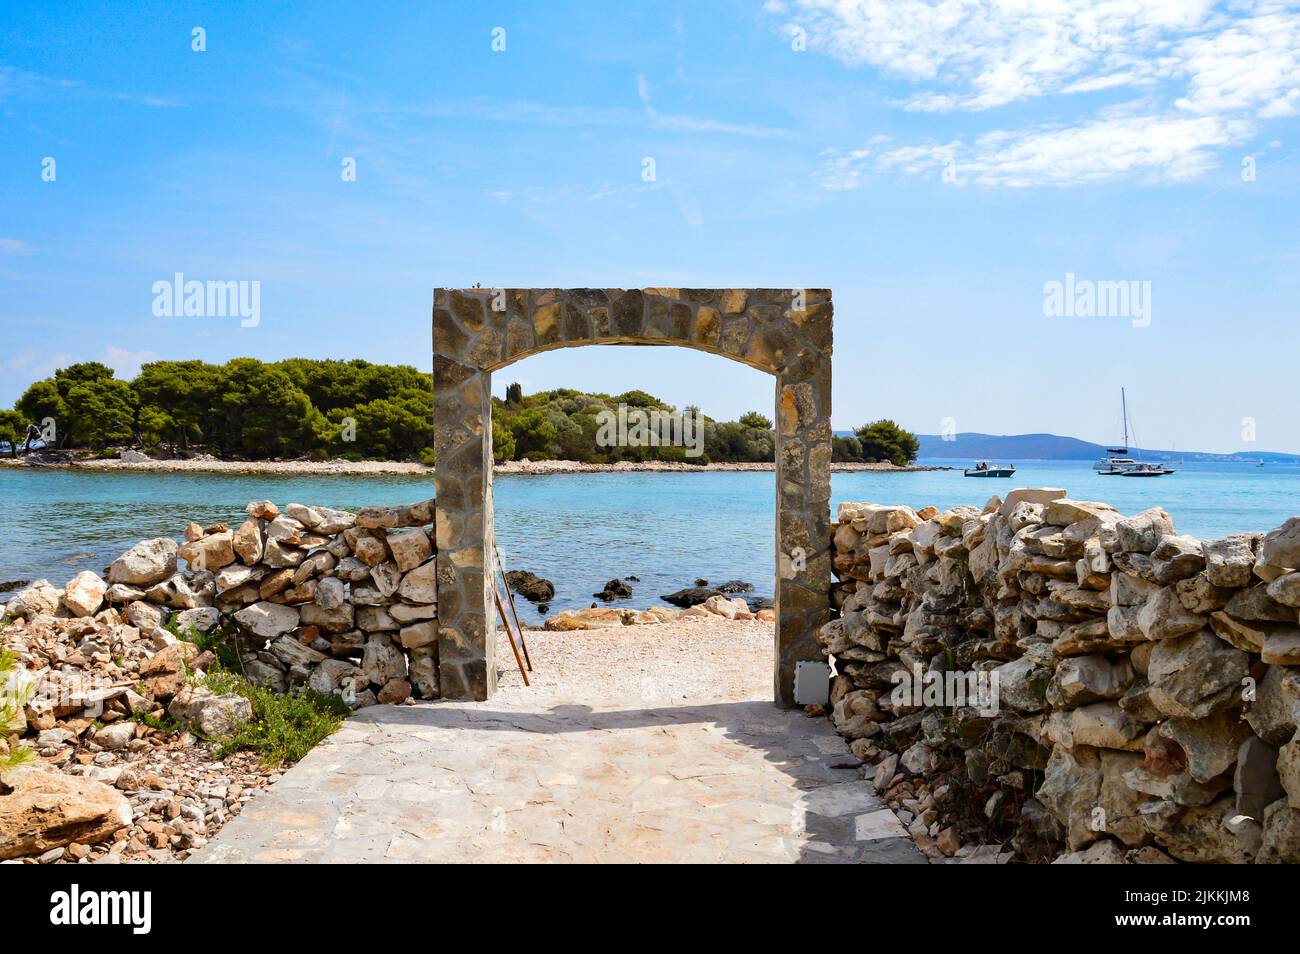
[0, 238, 32, 255]
[102, 346, 158, 381]
[785, 0, 1300, 186]
[873, 115, 1252, 187]
[780, 0, 1220, 111]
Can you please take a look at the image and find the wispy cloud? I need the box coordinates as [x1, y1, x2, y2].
[783, 0, 1300, 187]
[0, 238, 33, 255]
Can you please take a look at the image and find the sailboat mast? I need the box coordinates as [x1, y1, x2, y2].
[1121, 387, 1129, 450]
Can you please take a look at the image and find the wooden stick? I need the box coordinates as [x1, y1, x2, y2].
[494, 584, 529, 686]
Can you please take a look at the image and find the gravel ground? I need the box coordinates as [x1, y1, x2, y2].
[494, 616, 777, 705]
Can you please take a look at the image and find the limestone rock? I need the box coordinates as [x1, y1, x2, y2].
[308, 659, 364, 697]
[1262, 630, 1300, 665]
[998, 488, 1066, 518]
[1261, 517, 1300, 570]
[268, 635, 328, 668]
[174, 606, 220, 634]
[232, 518, 263, 564]
[1257, 800, 1300, 863]
[1157, 709, 1251, 782]
[1203, 533, 1260, 587]
[1137, 586, 1205, 640]
[1037, 745, 1147, 849]
[233, 601, 300, 639]
[6, 580, 64, 620]
[1146, 629, 1248, 719]
[1139, 796, 1260, 863]
[387, 528, 433, 573]
[246, 500, 279, 519]
[398, 620, 438, 649]
[92, 721, 136, 751]
[362, 635, 408, 687]
[354, 499, 434, 529]
[138, 641, 199, 700]
[168, 685, 252, 737]
[397, 560, 438, 604]
[126, 599, 167, 635]
[178, 530, 236, 571]
[993, 656, 1050, 712]
[315, 577, 345, 610]
[107, 537, 178, 586]
[1224, 584, 1294, 623]
[1116, 508, 1174, 554]
[0, 766, 133, 860]
[1247, 666, 1300, 745]
[62, 571, 106, 618]
[1047, 655, 1134, 709]
[300, 601, 355, 634]
[1051, 840, 1127, 864]
[1266, 571, 1300, 608]
[377, 678, 412, 704]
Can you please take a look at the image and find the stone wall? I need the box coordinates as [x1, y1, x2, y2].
[4, 498, 440, 711]
[820, 489, 1300, 864]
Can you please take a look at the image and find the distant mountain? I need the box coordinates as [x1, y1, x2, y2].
[834, 430, 1300, 463]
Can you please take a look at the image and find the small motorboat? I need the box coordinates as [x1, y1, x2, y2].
[964, 460, 1016, 478]
[1095, 454, 1137, 475]
[1119, 462, 1176, 477]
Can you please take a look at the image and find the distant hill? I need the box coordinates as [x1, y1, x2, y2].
[834, 430, 1300, 463]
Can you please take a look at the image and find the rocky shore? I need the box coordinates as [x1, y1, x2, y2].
[1, 454, 945, 476]
[819, 489, 1300, 864]
[1, 496, 446, 862]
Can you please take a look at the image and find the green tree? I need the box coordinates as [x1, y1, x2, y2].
[491, 417, 516, 461]
[132, 360, 217, 450]
[15, 378, 67, 447]
[853, 419, 919, 466]
[0, 409, 26, 457]
[505, 382, 523, 405]
[210, 359, 328, 458]
[832, 434, 864, 462]
[509, 407, 558, 459]
[65, 377, 139, 449]
[739, 411, 773, 430]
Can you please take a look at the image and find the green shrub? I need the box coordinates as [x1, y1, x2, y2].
[201, 668, 350, 767]
[0, 650, 35, 770]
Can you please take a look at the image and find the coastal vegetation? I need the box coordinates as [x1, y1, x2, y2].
[1, 358, 919, 466]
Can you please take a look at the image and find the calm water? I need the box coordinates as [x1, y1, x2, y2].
[2, 460, 1297, 623]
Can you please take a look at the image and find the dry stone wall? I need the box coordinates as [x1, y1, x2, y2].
[4, 498, 440, 710]
[821, 488, 1300, 864]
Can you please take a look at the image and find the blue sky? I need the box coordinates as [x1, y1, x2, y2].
[2, 0, 1298, 453]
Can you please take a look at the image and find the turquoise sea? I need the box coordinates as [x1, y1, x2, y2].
[2, 459, 1297, 623]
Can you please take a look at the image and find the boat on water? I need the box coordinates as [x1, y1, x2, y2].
[1093, 388, 1174, 477]
[1119, 462, 1173, 477]
[964, 460, 1016, 478]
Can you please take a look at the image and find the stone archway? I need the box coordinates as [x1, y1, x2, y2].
[432, 288, 834, 706]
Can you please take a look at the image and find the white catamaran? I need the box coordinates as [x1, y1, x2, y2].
[1093, 388, 1174, 477]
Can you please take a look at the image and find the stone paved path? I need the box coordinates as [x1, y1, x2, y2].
[193, 621, 925, 864]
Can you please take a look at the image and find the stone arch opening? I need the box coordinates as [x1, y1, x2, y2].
[433, 288, 834, 706]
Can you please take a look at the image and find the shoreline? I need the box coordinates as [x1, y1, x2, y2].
[0, 457, 951, 476]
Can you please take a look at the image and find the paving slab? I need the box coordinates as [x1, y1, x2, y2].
[193, 619, 926, 864]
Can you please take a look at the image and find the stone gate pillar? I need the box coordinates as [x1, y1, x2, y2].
[432, 346, 496, 700]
